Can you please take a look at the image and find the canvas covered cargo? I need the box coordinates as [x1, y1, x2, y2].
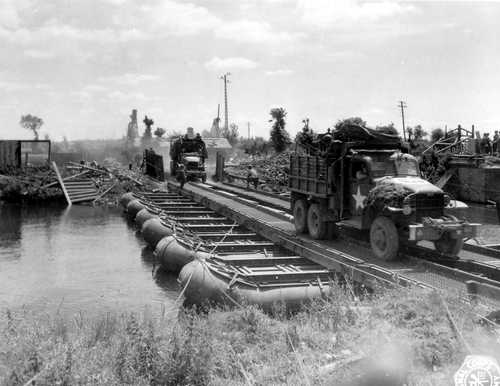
[333, 124, 401, 146]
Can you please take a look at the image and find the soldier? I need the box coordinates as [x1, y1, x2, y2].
[493, 130, 499, 155]
[176, 163, 187, 189]
[246, 166, 259, 190]
[480, 133, 489, 154]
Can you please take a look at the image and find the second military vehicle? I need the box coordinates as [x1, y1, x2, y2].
[170, 133, 208, 183]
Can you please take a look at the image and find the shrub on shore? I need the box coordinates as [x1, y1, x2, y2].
[0, 288, 498, 385]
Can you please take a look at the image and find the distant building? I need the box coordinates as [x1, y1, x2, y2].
[202, 137, 232, 162]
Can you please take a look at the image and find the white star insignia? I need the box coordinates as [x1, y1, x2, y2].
[352, 186, 366, 210]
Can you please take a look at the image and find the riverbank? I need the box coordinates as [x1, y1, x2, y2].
[1, 286, 498, 385]
[0, 166, 64, 203]
[0, 163, 162, 207]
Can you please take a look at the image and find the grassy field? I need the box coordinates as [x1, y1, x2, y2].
[1, 286, 499, 386]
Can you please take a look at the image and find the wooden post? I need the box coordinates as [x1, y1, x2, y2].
[52, 161, 72, 206]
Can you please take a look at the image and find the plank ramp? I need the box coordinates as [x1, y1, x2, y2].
[51, 161, 99, 205]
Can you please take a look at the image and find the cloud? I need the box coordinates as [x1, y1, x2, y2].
[297, 0, 416, 27]
[205, 56, 258, 71]
[0, 79, 50, 91]
[265, 69, 294, 76]
[0, 1, 220, 44]
[107, 90, 148, 101]
[215, 20, 298, 44]
[82, 84, 108, 93]
[118, 1, 220, 37]
[23, 49, 54, 59]
[0, 0, 30, 29]
[100, 73, 160, 85]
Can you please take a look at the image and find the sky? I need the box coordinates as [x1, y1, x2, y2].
[0, 0, 499, 141]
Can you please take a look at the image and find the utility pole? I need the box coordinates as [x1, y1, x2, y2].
[398, 100, 407, 141]
[247, 122, 250, 139]
[220, 73, 231, 133]
[216, 104, 220, 137]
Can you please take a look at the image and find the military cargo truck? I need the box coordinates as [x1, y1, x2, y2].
[170, 135, 208, 183]
[289, 124, 479, 260]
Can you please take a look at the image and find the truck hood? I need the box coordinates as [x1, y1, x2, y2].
[375, 176, 443, 195]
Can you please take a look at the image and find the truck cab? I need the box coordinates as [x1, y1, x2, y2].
[290, 137, 479, 260]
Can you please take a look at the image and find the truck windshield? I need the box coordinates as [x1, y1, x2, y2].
[365, 153, 419, 178]
[394, 158, 419, 176]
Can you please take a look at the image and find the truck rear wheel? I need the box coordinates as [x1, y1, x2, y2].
[434, 232, 463, 256]
[307, 203, 327, 239]
[370, 216, 399, 261]
[293, 199, 308, 234]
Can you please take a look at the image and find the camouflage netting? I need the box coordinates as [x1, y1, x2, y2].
[365, 181, 413, 210]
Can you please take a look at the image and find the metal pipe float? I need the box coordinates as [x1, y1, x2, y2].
[141, 218, 173, 248]
[135, 208, 159, 228]
[154, 236, 211, 273]
[179, 260, 332, 311]
[126, 199, 145, 219]
[119, 192, 135, 208]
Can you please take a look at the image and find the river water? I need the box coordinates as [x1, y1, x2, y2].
[0, 199, 498, 317]
[0, 203, 178, 316]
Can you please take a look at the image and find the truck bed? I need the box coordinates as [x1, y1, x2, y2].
[289, 154, 329, 196]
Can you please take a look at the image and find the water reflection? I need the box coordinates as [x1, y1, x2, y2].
[0, 203, 22, 260]
[0, 203, 177, 315]
[140, 245, 180, 294]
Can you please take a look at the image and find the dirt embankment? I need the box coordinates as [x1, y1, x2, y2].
[0, 167, 64, 203]
[0, 162, 162, 207]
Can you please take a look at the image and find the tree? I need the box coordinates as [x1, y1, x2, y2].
[407, 125, 427, 141]
[20, 114, 43, 140]
[334, 117, 367, 131]
[142, 115, 154, 146]
[239, 137, 271, 157]
[269, 107, 291, 153]
[413, 125, 427, 140]
[222, 123, 239, 146]
[430, 128, 444, 143]
[154, 127, 166, 138]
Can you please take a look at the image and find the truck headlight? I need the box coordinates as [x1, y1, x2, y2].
[443, 194, 451, 207]
[402, 194, 414, 215]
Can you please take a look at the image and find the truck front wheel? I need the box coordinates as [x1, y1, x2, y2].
[434, 232, 463, 256]
[293, 199, 308, 234]
[307, 203, 327, 239]
[370, 216, 399, 261]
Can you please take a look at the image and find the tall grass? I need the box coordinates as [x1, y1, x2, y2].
[0, 287, 498, 385]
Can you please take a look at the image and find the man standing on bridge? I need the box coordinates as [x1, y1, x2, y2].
[177, 163, 187, 189]
[246, 166, 259, 190]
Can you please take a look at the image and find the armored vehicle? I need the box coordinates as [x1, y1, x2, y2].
[289, 124, 478, 260]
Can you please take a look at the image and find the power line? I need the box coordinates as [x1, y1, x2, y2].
[398, 100, 407, 141]
[220, 73, 231, 132]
